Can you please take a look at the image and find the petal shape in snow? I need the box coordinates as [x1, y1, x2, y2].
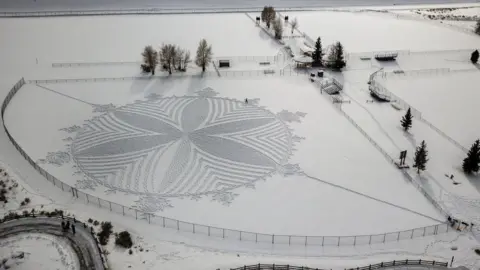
[180, 98, 210, 132]
[76, 134, 179, 157]
[189, 133, 276, 168]
[114, 111, 181, 135]
[197, 118, 275, 136]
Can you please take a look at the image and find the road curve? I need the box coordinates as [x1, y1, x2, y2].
[0, 217, 105, 270]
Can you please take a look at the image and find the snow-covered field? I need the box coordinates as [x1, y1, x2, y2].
[381, 70, 480, 149]
[285, 10, 480, 52]
[3, 76, 443, 236]
[2, 4, 480, 270]
[0, 233, 79, 270]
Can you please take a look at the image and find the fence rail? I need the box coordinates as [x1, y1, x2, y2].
[51, 55, 281, 68]
[1, 77, 452, 247]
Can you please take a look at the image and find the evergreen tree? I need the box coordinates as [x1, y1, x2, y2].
[413, 140, 429, 174]
[327, 42, 346, 70]
[312, 37, 324, 67]
[401, 108, 413, 131]
[475, 20, 480, 35]
[471, 50, 479, 64]
[463, 139, 480, 174]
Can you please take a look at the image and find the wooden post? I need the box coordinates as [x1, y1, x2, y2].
[223, 229, 225, 238]
[109, 202, 112, 211]
[177, 220, 179, 230]
[208, 226, 210, 236]
[193, 224, 195, 233]
[369, 235, 372, 244]
[240, 231, 242, 241]
[122, 206, 125, 216]
[272, 234, 274, 244]
[397, 232, 400, 241]
[353, 236, 356, 246]
[135, 210, 137, 220]
[423, 227, 426, 236]
[163, 217, 165, 227]
[98, 198, 101, 207]
[256, 233, 257, 242]
[289, 236, 291, 245]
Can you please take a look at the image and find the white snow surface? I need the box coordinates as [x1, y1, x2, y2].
[0, 233, 79, 270]
[2, 6, 480, 270]
[285, 11, 480, 52]
[4, 76, 443, 236]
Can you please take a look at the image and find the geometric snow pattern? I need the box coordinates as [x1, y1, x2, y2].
[71, 96, 294, 197]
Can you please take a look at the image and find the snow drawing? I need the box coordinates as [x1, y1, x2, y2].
[37, 151, 71, 167]
[49, 91, 303, 211]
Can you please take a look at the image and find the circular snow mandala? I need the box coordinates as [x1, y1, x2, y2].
[72, 96, 293, 197]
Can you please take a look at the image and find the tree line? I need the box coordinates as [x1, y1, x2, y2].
[141, 39, 213, 75]
[400, 108, 479, 175]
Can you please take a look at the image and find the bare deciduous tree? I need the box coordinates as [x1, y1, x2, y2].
[261, 6, 276, 28]
[175, 47, 184, 70]
[159, 43, 177, 75]
[195, 39, 213, 72]
[141, 45, 158, 75]
[183, 51, 191, 71]
[291, 17, 298, 34]
[272, 17, 283, 40]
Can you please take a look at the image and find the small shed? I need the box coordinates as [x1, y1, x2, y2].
[218, 60, 230, 68]
[293, 56, 313, 68]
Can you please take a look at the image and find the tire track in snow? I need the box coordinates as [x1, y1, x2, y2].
[302, 172, 445, 223]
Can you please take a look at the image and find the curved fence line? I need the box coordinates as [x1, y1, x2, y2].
[1, 78, 453, 247]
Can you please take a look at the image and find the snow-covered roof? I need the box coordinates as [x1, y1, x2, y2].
[293, 55, 313, 63]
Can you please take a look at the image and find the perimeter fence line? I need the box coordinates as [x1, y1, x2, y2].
[1, 77, 453, 247]
[51, 55, 282, 68]
[226, 259, 449, 270]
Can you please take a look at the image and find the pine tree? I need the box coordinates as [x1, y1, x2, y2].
[471, 50, 479, 64]
[463, 139, 480, 174]
[401, 108, 413, 131]
[475, 20, 480, 35]
[413, 140, 429, 174]
[312, 37, 324, 67]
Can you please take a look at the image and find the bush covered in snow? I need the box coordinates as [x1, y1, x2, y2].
[115, 231, 133, 248]
[97, 222, 113, 245]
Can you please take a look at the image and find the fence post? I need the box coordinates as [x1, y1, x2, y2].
[122, 206, 124, 216]
[338, 237, 340, 246]
[305, 236, 307, 246]
[353, 236, 356, 246]
[397, 231, 400, 241]
[61, 182, 64, 191]
[411, 229, 414, 238]
[256, 233, 257, 242]
[135, 210, 137, 220]
[223, 229, 225, 238]
[393, 260, 396, 266]
[208, 226, 210, 236]
[272, 234, 274, 244]
[86, 194, 89, 203]
[289, 236, 291, 245]
[98, 198, 101, 207]
[148, 214, 150, 224]
[322, 236, 324, 246]
[193, 224, 195, 233]
[383, 234, 386, 243]
[109, 202, 112, 211]
[177, 220, 179, 230]
[423, 226, 426, 236]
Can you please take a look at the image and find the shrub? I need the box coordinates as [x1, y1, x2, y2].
[129, 249, 133, 255]
[140, 64, 151, 73]
[24, 198, 30, 204]
[88, 218, 93, 223]
[97, 222, 113, 245]
[93, 220, 99, 226]
[115, 231, 133, 248]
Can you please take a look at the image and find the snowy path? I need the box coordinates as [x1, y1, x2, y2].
[0, 217, 106, 270]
